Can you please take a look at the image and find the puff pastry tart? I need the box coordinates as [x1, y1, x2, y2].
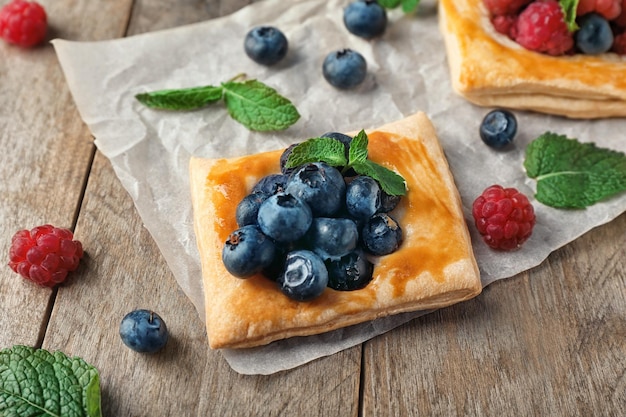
[189, 112, 481, 349]
[439, 0, 626, 118]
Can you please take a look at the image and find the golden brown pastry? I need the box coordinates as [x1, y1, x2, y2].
[189, 112, 481, 349]
[439, 0, 626, 118]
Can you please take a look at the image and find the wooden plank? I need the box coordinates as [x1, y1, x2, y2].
[41, 1, 361, 415]
[361, 212, 626, 416]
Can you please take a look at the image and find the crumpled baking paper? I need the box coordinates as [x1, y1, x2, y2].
[52, 0, 626, 374]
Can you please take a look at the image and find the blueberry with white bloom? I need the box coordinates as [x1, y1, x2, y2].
[244, 26, 288, 66]
[257, 193, 313, 243]
[322, 49, 367, 90]
[278, 250, 329, 301]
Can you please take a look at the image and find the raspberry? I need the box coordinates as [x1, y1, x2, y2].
[8, 224, 84, 287]
[514, 0, 574, 56]
[0, 0, 47, 48]
[484, 0, 533, 16]
[577, 0, 622, 20]
[611, 31, 626, 53]
[472, 185, 536, 251]
[492, 14, 519, 39]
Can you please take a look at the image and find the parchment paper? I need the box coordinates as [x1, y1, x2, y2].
[52, 0, 626, 375]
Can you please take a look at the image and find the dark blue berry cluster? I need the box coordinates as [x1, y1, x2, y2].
[222, 133, 404, 302]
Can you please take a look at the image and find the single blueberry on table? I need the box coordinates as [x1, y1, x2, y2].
[244, 26, 288, 66]
[346, 175, 382, 220]
[285, 162, 346, 217]
[322, 49, 367, 90]
[343, 0, 388, 39]
[576, 13, 613, 55]
[305, 217, 359, 260]
[479, 109, 517, 149]
[326, 250, 374, 291]
[119, 309, 169, 353]
[278, 250, 329, 301]
[361, 213, 403, 256]
[236, 191, 270, 226]
[257, 193, 313, 243]
[222, 224, 276, 277]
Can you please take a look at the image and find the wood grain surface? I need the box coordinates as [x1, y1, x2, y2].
[0, 1, 624, 416]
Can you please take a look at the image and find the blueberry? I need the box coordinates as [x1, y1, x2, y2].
[222, 225, 276, 277]
[379, 190, 401, 213]
[479, 109, 517, 149]
[320, 131, 357, 176]
[119, 309, 169, 353]
[279, 143, 301, 175]
[346, 176, 382, 220]
[278, 250, 328, 301]
[236, 191, 270, 226]
[343, 0, 387, 39]
[326, 250, 373, 291]
[244, 26, 288, 66]
[252, 173, 289, 195]
[305, 217, 359, 260]
[322, 49, 367, 90]
[285, 162, 346, 216]
[361, 213, 402, 256]
[257, 193, 313, 243]
[576, 13, 613, 55]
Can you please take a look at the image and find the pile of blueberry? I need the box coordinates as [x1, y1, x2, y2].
[222, 133, 403, 302]
[244, 0, 389, 89]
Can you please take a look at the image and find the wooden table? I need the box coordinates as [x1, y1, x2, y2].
[1, 1, 624, 415]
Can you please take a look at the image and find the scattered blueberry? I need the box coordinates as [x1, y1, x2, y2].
[326, 250, 374, 291]
[479, 109, 517, 149]
[346, 176, 382, 220]
[343, 0, 387, 39]
[286, 162, 346, 216]
[278, 250, 329, 301]
[305, 217, 359, 260]
[251, 173, 289, 195]
[257, 193, 313, 243]
[222, 225, 276, 277]
[361, 213, 403, 256]
[244, 26, 288, 66]
[236, 191, 270, 226]
[322, 49, 367, 90]
[576, 13, 613, 55]
[119, 309, 169, 353]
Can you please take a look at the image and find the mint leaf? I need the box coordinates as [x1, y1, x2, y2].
[135, 85, 223, 110]
[559, 0, 580, 31]
[524, 132, 626, 208]
[221, 79, 300, 131]
[135, 76, 300, 132]
[348, 130, 369, 164]
[377, 0, 421, 13]
[286, 131, 407, 196]
[286, 137, 347, 168]
[0, 345, 102, 417]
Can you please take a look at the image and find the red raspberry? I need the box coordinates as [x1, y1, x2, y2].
[8, 224, 84, 287]
[484, 0, 533, 16]
[472, 185, 536, 251]
[0, 0, 47, 48]
[492, 14, 519, 39]
[613, 0, 626, 26]
[611, 31, 626, 53]
[577, 0, 622, 20]
[514, 0, 574, 56]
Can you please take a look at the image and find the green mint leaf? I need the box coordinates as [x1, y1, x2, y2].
[0, 345, 102, 417]
[559, 0, 580, 31]
[352, 159, 407, 196]
[401, 0, 421, 13]
[348, 130, 369, 165]
[377, 0, 402, 8]
[135, 85, 223, 110]
[377, 0, 421, 13]
[524, 132, 626, 209]
[286, 137, 347, 168]
[221, 79, 300, 131]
